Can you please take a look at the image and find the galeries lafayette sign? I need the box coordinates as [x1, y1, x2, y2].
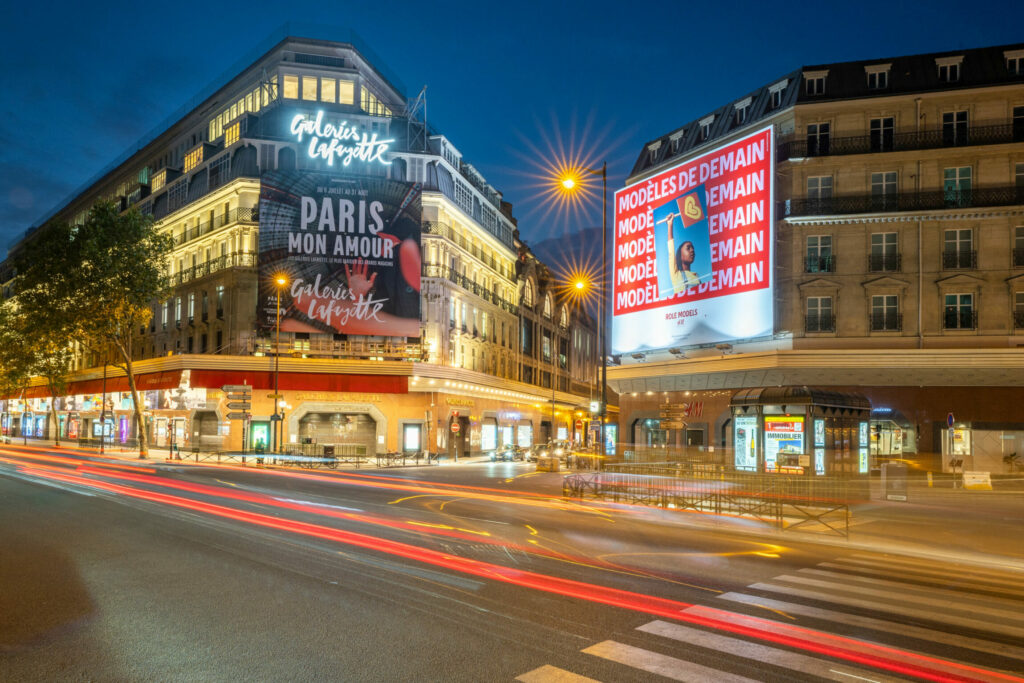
[290, 111, 393, 167]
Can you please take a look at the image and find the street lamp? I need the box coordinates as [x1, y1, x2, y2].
[273, 274, 288, 454]
[557, 162, 608, 460]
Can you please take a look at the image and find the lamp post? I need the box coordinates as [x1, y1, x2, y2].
[559, 163, 608, 459]
[273, 275, 288, 454]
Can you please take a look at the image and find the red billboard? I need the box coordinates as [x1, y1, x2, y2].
[612, 127, 774, 353]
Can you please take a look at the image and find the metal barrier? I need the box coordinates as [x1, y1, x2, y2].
[565, 462, 862, 537]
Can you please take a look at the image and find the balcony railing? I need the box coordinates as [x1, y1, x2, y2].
[422, 263, 519, 314]
[868, 253, 901, 272]
[783, 186, 1024, 218]
[168, 251, 256, 287]
[171, 207, 257, 246]
[805, 314, 836, 333]
[422, 222, 508, 275]
[804, 255, 835, 273]
[942, 250, 977, 269]
[1014, 311, 1024, 329]
[246, 337, 423, 361]
[869, 312, 902, 332]
[778, 119, 1024, 160]
[943, 310, 978, 330]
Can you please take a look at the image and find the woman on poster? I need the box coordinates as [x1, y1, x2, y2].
[664, 212, 701, 292]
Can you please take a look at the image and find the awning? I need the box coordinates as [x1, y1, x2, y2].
[21, 370, 183, 399]
[189, 370, 407, 394]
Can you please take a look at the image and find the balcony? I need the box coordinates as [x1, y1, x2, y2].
[783, 186, 1024, 218]
[168, 251, 256, 287]
[173, 207, 257, 247]
[804, 255, 835, 273]
[869, 312, 902, 332]
[868, 253, 901, 272]
[805, 314, 835, 333]
[943, 310, 978, 330]
[779, 119, 1024, 161]
[422, 263, 519, 315]
[422, 222, 507, 273]
[942, 250, 977, 270]
[246, 337, 423, 362]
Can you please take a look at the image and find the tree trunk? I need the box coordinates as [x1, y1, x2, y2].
[113, 338, 148, 458]
[46, 378, 61, 447]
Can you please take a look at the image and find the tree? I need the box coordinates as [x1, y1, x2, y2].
[0, 301, 36, 444]
[15, 202, 173, 458]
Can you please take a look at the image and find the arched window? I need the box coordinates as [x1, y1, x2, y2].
[559, 305, 568, 329]
[523, 279, 535, 307]
[543, 294, 552, 318]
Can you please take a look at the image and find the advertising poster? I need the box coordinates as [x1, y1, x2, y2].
[764, 416, 804, 471]
[259, 171, 422, 337]
[859, 421, 870, 473]
[734, 415, 758, 470]
[814, 418, 826, 475]
[613, 127, 773, 353]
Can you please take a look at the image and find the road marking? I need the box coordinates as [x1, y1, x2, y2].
[840, 555, 1024, 588]
[639, 619, 900, 683]
[749, 581, 1024, 638]
[718, 592, 1024, 661]
[582, 640, 757, 683]
[515, 665, 601, 682]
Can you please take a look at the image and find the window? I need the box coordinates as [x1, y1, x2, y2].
[870, 232, 899, 271]
[523, 279, 535, 307]
[449, 299, 456, 328]
[1014, 227, 1024, 267]
[869, 117, 894, 152]
[560, 306, 568, 329]
[806, 122, 830, 156]
[162, 301, 169, 330]
[806, 296, 834, 332]
[1007, 50, 1024, 75]
[669, 131, 685, 154]
[1014, 106, 1024, 142]
[302, 76, 317, 101]
[866, 69, 889, 90]
[943, 228, 975, 269]
[944, 293, 975, 329]
[1016, 162, 1024, 187]
[942, 111, 969, 146]
[283, 74, 299, 99]
[1014, 292, 1024, 329]
[807, 175, 833, 200]
[542, 332, 552, 362]
[208, 154, 230, 190]
[175, 297, 182, 326]
[768, 79, 788, 109]
[871, 295, 900, 331]
[224, 122, 240, 148]
[361, 86, 391, 116]
[937, 60, 961, 83]
[167, 179, 188, 212]
[187, 293, 195, 323]
[734, 98, 751, 126]
[699, 116, 714, 141]
[806, 235, 834, 273]
[943, 166, 972, 207]
[183, 146, 203, 173]
[870, 172, 898, 211]
[460, 302, 467, 332]
[338, 80, 355, 105]
[543, 295, 552, 318]
[521, 318, 534, 356]
[151, 169, 167, 192]
[805, 75, 825, 95]
[216, 285, 225, 316]
[321, 77, 336, 103]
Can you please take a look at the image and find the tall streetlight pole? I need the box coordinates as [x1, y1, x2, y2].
[273, 275, 287, 454]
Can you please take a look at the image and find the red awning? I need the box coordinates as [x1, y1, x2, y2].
[189, 370, 407, 394]
[20, 370, 183, 399]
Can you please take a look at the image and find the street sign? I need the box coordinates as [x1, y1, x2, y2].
[450, 421, 461, 434]
[226, 402, 251, 410]
[589, 401, 600, 413]
[270, 414, 282, 421]
[947, 412, 955, 427]
[222, 385, 251, 393]
[575, 419, 584, 432]
[660, 420, 685, 429]
[267, 393, 284, 399]
[226, 412, 250, 420]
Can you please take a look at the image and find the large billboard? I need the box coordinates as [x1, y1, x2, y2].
[258, 171, 422, 337]
[612, 127, 773, 353]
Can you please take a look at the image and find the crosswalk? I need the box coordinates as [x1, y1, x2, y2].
[516, 553, 1024, 682]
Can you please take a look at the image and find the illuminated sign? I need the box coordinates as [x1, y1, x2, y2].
[613, 127, 774, 353]
[734, 415, 758, 470]
[764, 416, 804, 471]
[290, 112, 393, 167]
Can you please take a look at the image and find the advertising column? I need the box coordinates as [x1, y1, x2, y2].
[612, 127, 774, 353]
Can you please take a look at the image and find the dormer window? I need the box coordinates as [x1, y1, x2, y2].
[669, 130, 685, 154]
[1006, 49, 1024, 76]
[768, 79, 788, 109]
[734, 97, 751, 126]
[647, 141, 662, 165]
[936, 56, 963, 83]
[183, 146, 204, 173]
[865, 64, 891, 90]
[699, 115, 714, 141]
[804, 70, 828, 95]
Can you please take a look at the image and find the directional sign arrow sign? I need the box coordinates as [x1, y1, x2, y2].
[226, 412, 250, 420]
[226, 402, 252, 410]
[222, 385, 251, 393]
[225, 393, 251, 401]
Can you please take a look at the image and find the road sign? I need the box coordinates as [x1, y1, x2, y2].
[450, 421, 461, 434]
[226, 412, 250, 420]
[222, 385, 251, 393]
[660, 420, 685, 430]
[226, 402, 251, 410]
[575, 419, 584, 432]
[267, 393, 284, 399]
[947, 412, 955, 427]
[589, 401, 600, 413]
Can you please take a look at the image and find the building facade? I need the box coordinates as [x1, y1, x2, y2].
[1, 33, 597, 457]
[611, 43, 1024, 474]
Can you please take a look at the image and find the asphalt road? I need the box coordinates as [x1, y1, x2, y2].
[1, 445, 1022, 682]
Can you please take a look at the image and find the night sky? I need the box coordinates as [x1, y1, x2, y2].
[1, 0, 1021, 257]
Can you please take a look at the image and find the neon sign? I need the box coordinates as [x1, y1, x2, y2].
[290, 111, 393, 167]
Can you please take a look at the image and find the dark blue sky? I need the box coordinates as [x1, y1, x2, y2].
[2, 0, 1020, 255]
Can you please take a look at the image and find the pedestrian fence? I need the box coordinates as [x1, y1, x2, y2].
[563, 462, 868, 537]
[182, 448, 437, 469]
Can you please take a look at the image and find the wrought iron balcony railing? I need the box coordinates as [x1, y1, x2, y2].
[171, 207, 257, 246]
[942, 250, 977, 270]
[1014, 310, 1024, 329]
[868, 253, 902, 272]
[779, 119, 1024, 161]
[422, 263, 519, 314]
[168, 251, 256, 287]
[804, 255, 835, 273]
[783, 186, 1024, 218]
[805, 314, 836, 333]
[943, 310, 978, 330]
[869, 312, 902, 332]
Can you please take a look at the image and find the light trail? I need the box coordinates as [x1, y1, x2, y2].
[16, 464, 1020, 683]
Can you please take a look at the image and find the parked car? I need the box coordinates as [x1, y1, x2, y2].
[489, 444, 519, 462]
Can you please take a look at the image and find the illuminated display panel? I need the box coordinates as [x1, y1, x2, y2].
[764, 416, 803, 471]
[612, 127, 774, 353]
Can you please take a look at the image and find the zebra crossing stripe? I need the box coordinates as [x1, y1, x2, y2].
[515, 664, 601, 682]
[717, 591, 1024, 661]
[847, 554, 1024, 583]
[749, 581, 1024, 639]
[638, 619, 906, 683]
[582, 640, 757, 683]
[818, 560, 1024, 596]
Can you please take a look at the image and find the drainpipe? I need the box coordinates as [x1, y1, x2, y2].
[916, 98, 924, 349]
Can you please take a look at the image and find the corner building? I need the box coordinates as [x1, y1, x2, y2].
[610, 42, 1024, 474]
[1, 32, 598, 457]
